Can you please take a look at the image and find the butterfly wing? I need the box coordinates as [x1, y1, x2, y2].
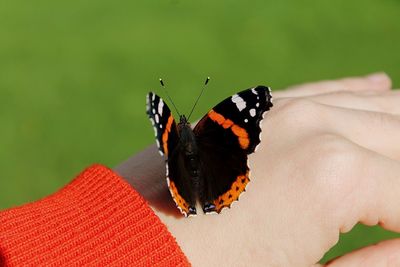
[193, 86, 273, 213]
[146, 92, 178, 157]
[167, 146, 198, 217]
[146, 92, 195, 216]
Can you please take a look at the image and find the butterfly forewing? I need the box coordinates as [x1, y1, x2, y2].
[146, 92, 177, 157]
[211, 86, 272, 153]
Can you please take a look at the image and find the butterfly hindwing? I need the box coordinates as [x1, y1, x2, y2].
[167, 147, 198, 217]
[194, 86, 273, 213]
[195, 123, 250, 213]
[146, 92, 193, 216]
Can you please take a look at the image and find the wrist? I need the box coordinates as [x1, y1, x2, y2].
[114, 145, 165, 199]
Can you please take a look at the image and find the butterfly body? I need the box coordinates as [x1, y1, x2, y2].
[147, 86, 273, 217]
[174, 115, 200, 215]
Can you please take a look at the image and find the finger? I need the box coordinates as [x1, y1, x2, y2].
[334, 142, 400, 234]
[267, 100, 400, 232]
[325, 239, 400, 266]
[318, 102, 400, 161]
[274, 73, 392, 98]
[307, 90, 400, 115]
[273, 99, 400, 161]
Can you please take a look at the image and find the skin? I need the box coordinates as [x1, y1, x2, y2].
[115, 72, 400, 266]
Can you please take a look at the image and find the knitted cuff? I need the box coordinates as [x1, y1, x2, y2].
[0, 164, 189, 266]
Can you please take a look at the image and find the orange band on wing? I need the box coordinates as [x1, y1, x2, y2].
[169, 180, 189, 214]
[208, 110, 249, 149]
[162, 115, 174, 155]
[213, 171, 250, 212]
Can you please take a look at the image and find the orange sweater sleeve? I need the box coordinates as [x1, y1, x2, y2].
[0, 164, 190, 266]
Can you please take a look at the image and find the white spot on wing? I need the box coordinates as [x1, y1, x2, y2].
[251, 88, 257, 95]
[249, 108, 256, 117]
[152, 108, 156, 114]
[155, 114, 159, 123]
[256, 103, 259, 107]
[158, 99, 164, 116]
[253, 86, 272, 152]
[231, 94, 246, 111]
[150, 118, 157, 137]
[254, 110, 267, 152]
[244, 118, 248, 123]
[156, 139, 161, 149]
[269, 87, 273, 103]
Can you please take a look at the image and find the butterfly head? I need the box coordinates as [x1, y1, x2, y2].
[179, 114, 190, 126]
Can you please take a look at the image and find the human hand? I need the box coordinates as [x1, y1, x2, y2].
[115, 73, 400, 266]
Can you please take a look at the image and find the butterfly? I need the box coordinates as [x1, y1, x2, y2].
[146, 82, 273, 217]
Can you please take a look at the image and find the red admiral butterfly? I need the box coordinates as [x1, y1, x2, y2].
[146, 79, 273, 217]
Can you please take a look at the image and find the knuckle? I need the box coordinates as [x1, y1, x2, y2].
[273, 98, 325, 129]
[312, 134, 360, 170]
[306, 134, 365, 197]
[275, 98, 317, 113]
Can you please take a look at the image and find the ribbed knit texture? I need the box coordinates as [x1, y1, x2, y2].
[0, 164, 189, 266]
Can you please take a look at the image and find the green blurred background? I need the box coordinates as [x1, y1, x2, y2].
[0, 0, 399, 262]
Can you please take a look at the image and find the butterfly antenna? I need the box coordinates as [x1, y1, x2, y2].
[159, 78, 181, 117]
[187, 77, 210, 121]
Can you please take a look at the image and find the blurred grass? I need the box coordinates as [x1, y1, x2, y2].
[0, 0, 399, 262]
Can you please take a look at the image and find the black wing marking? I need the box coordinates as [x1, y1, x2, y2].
[193, 86, 273, 213]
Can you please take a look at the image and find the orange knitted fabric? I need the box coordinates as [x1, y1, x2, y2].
[0, 164, 190, 266]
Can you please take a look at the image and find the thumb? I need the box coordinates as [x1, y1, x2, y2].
[324, 239, 400, 267]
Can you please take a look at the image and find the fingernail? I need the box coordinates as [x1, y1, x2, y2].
[366, 72, 388, 83]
